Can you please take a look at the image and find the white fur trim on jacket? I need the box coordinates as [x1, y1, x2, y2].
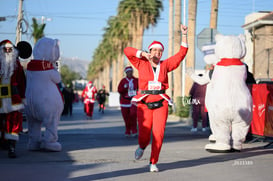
[120, 104, 132, 108]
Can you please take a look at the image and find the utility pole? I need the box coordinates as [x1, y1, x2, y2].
[15, 0, 24, 44]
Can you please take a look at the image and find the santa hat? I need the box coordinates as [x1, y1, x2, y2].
[124, 66, 133, 73]
[148, 41, 164, 51]
[0, 39, 13, 48]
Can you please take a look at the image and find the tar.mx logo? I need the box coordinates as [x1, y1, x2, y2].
[232, 160, 254, 166]
[182, 97, 200, 106]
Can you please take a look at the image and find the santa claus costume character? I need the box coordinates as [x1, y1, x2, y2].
[82, 81, 97, 118]
[118, 66, 138, 137]
[0, 40, 27, 158]
[124, 24, 188, 172]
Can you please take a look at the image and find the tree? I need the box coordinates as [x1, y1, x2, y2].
[87, 0, 164, 83]
[117, 0, 163, 77]
[185, 0, 197, 96]
[31, 18, 46, 44]
[60, 64, 81, 86]
[210, 0, 218, 29]
[118, 0, 163, 49]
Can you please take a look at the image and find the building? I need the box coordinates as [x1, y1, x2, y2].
[242, 11, 273, 81]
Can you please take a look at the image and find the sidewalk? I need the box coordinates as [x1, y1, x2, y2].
[0, 102, 272, 181]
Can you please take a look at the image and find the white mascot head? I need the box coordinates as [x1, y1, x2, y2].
[202, 34, 246, 66]
[33, 37, 60, 62]
[215, 34, 246, 60]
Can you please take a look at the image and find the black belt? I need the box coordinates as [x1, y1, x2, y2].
[141, 90, 165, 95]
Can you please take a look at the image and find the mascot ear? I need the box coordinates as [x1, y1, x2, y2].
[215, 34, 223, 42]
[238, 34, 246, 59]
[16, 41, 32, 59]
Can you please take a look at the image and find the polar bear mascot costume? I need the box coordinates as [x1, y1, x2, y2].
[202, 34, 253, 153]
[25, 37, 64, 152]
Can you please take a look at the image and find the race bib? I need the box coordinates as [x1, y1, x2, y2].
[148, 81, 161, 90]
[128, 90, 136, 97]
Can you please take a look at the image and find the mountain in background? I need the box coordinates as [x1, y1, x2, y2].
[60, 57, 89, 78]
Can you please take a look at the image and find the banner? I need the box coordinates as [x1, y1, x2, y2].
[264, 84, 273, 137]
[250, 84, 273, 137]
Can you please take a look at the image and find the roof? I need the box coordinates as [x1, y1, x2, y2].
[242, 11, 273, 30]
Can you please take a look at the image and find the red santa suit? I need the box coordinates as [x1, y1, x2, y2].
[0, 40, 26, 158]
[82, 81, 97, 118]
[118, 66, 138, 136]
[124, 41, 188, 164]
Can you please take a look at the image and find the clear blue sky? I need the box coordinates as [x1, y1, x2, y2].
[0, 0, 272, 69]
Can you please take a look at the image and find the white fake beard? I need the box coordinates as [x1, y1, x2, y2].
[0, 48, 18, 79]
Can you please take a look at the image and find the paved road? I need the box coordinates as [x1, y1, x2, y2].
[0, 102, 272, 181]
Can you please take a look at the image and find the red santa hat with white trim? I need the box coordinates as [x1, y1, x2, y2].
[148, 41, 164, 51]
[0, 39, 13, 48]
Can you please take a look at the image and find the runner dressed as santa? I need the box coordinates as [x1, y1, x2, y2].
[0, 40, 26, 158]
[82, 81, 97, 118]
[118, 66, 138, 137]
[124, 25, 188, 172]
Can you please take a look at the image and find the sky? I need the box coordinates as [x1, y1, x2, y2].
[0, 0, 272, 69]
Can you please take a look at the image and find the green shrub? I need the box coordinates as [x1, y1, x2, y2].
[168, 105, 173, 115]
[175, 96, 191, 118]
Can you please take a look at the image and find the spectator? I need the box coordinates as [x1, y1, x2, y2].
[96, 85, 109, 113]
[189, 74, 208, 132]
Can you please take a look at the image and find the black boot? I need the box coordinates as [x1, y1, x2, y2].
[8, 140, 17, 158]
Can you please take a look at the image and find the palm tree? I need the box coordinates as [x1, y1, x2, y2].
[210, 0, 218, 29]
[118, 0, 163, 49]
[186, 0, 197, 96]
[118, 0, 163, 77]
[31, 18, 46, 44]
[87, 0, 163, 84]
[105, 16, 131, 91]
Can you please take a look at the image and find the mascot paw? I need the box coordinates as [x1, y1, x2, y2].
[41, 141, 62, 152]
[205, 143, 231, 153]
[230, 148, 241, 152]
[208, 134, 216, 143]
[231, 144, 242, 152]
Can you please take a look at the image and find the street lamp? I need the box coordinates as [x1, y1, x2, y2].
[33, 16, 52, 24]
